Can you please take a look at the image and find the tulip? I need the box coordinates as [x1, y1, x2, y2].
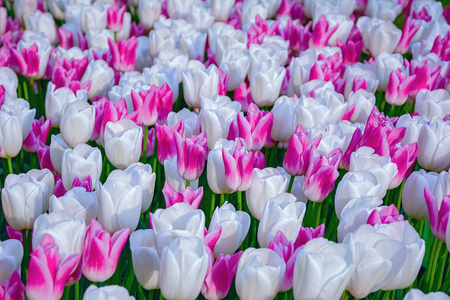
[404, 289, 450, 300]
[343, 224, 407, 298]
[0, 111, 22, 158]
[11, 34, 51, 79]
[246, 167, 290, 220]
[250, 58, 285, 107]
[45, 82, 88, 127]
[108, 37, 138, 73]
[219, 47, 251, 91]
[130, 229, 160, 290]
[385, 68, 416, 106]
[106, 3, 126, 32]
[96, 178, 142, 234]
[309, 15, 338, 48]
[80, 59, 115, 100]
[283, 124, 321, 177]
[377, 221, 425, 290]
[148, 27, 178, 59]
[424, 188, 450, 242]
[302, 148, 342, 202]
[0, 270, 25, 300]
[82, 219, 129, 282]
[356, 16, 402, 57]
[200, 95, 241, 149]
[175, 131, 207, 182]
[82, 285, 134, 300]
[159, 236, 209, 300]
[179, 31, 207, 60]
[155, 121, 184, 163]
[23, 116, 51, 153]
[24, 11, 57, 44]
[13, 0, 38, 22]
[208, 202, 250, 258]
[1, 98, 36, 140]
[202, 252, 243, 300]
[2, 172, 50, 230]
[346, 90, 376, 123]
[163, 181, 203, 209]
[182, 61, 219, 108]
[49, 187, 98, 225]
[167, 109, 200, 139]
[415, 89, 450, 120]
[228, 103, 273, 151]
[294, 238, 354, 300]
[258, 193, 306, 248]
[0, 239, 23, 285]
[138, 0, 161, 30]
[61, 143, 102, 191]
[164, 156, 199, 191]
[144, 63, 179, 102]
[134, 36, 153, 72]
[60, 100, 95, 148]
[235, 248, 286, 300]
[26, 234, 80, 300]
[417, 119, 450, 172]
[86, 29, 114, 50]
[80, 2, 107, 34]
[104, 119, 143, 170]
[294, 224, 326, 249]
[374, 52, 404, 91]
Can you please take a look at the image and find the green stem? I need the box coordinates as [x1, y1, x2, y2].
[22, 229, 29, 283]
[422, 236, 439, 291]
[142, 125, 148, 160]
[434, 248, 448, 291]
[251, 217, 258, 247]
[396, 181, 405, 212]
[287, 175, 295, 194]
[428, 238, 444, 292]
[7, 157, 13, 175]
[210, 192, 216, 220]
[237, 191, 242, 212]
[74, 280, 80, 300]
[185, 180, 190, 188]
[220, 193, 225, 206]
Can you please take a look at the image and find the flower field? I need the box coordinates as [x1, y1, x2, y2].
[0, 0, 450, 299]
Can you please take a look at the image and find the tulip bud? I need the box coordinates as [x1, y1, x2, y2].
[82, 285, 134, 300]
[0, 239, 23, 285]
[130, 229, 160, 290]
[60, 100, 95, 148]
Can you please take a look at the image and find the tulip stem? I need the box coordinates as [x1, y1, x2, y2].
[422, 236, 440, 291]
[428, 238, 444, 292]
[185, 180, 190, 188]
[210, 192, 216, 220]
[434, 248, 448, 291]
[220, 193, 225, 206]
[237, 191, 242, 212]
[142, 125, 148, 161]
[6, 157, 13, 175]
[396, 181, 405, 212]
[287, 175, 295, 194]
[74, 280, 80, 300]
[21, 229, 29, 283]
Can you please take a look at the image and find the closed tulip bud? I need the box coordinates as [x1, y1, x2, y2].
[163, 181, 203, 210]
[246, 167, 290, 220]
[179, 31, 207, 61]
[210, 0, 234, 21]
[45, 82, 88, 127]
[294, 238, 354, 300]
[219, 48, 251, 91]
[417, 119, 450, 172]
[81, 60, 115, 100]
[377, 221, 425, 290]
[148, 27, 178, 59]
[13, 0, 38, 22]
[159, 236, 209, 300]
[182, 61, 219, 109]
[374, 52, 404, 91]
[404, 289, 450, 300]
[416, 89, 450, 120]
[82, 285, 134, 300]
[60, 100, 95, 148]
[0, 239, 23, 285]
[235, 248, 286, 300]
[27, 234, 80, 300]
[271, 96, 301, 142]
[0, 111, 22, 158]
[130, 229, 160, 290]
[138, 0, 161, 30]
[209, 202, 250, 258]
[258, 193, 306, 248]
[80, 2, 107, 34]
[2, 171, 52, 230]
[1, 98, 36, 140]
[175, 131, 207, 182]
[0, 270, 25, 300]
[356, 16, 402, 57]
[61, 144, 102, 191]
[104, 119, 143, 170]
[424, 188, 450, 242]
[96, 179, 142, 234]
[343, 224, 407, 298]
[346, 90, 376, 123]
[25, 11, 57, 45]
[250, 58, 286, 107]
[201, 95, 241, 149]
[49, 134, 70, 174]
[164, 156, 199, 191]
[49, 187, 98, 225]
[82, 219, 129, 282]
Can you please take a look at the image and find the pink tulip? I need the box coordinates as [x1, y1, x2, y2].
[294, 224, 325, 249]
[389, 142, 418, 189]
[0, 270, 24, 300]
[201, 252, 242, 300]
[386, 68, 416, 106]
[234, 81, 253, 113]
[395, 17, 421, 54]
[106, 3, 126, 32]
[155, 121, 184, 164]
[310, 15, 338, 49]
[218, 69, 229, 96]
[204, 226, 222, 255]
[228, 103, 273, 151]
[108, 37, 138, 73]
[37, 143, 55, 174]
[82, 219, 129, 282]
[130, 89, 158, 126]
[302, 148, 342, 202]
[336, 27, 363, 65]
[10, 44, 41, 78]
[247, 15, 280, 46]
[26, 234, 80, 300]
[175, 131, 207, 182]
[23, 117, 51, 153]
[222, 139, 254, 192]
[283, 124, 321, 177]
[51, 56, 90, 92]
[91, 98, 127, 142]
[162, 181, 203, 209]
[130, 22, 147, 38]
[279, 20, 311, 55]
[431, 31, 450, 62]
[269, 231, 301, 292]
[57, 28, 73, 49]
[72, 176, 93, 192]
[277, 0, 305, 22]
[366, 204, 404, 226]
[424, 188, 450, 242]
[443, 5, 450, 24]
